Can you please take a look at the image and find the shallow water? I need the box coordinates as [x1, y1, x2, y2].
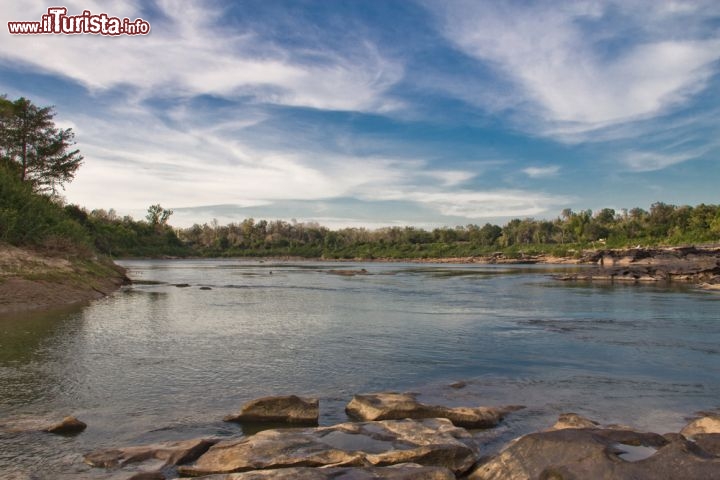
[0, 259, 718, 477]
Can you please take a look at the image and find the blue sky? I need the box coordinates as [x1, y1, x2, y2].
[1, 0, 719, 228]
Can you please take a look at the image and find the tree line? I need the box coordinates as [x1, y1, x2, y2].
[74, 201, 720, 259]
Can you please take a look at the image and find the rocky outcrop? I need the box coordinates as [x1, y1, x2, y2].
[681, 414, 720, 437]
[185, 463, 455, 479]
[223, 395, 319, 425]
[469, 427, 720, 480]
[345, 392, 522, 428]
[84, 437, 217, 472]
[178, 418, 478, 477]
[556, 246, 720, 285]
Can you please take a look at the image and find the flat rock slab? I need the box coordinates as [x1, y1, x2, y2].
[345, 392, 522, 428]
[224, 395, 319, 425]
[469, 428, 720, 480]
[190, 463, 455, 479]
[0, 415, 86, 435]
[681, 414, 720, 437]
[84, 437, 218, 471]
[178, 418, 478, 477]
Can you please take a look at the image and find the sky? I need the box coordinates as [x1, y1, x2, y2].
[1, 0, 719, 229]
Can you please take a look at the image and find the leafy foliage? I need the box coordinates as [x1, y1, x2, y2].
[0, 96, 83, 194]
[0, 163, 91, 253]
[82, 203, 720, 259]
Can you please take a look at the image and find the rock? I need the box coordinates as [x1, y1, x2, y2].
[187, 463, 455, 479]
[0, 415, 86, 435]
[223, 395, 319, 425]
[694, 434, 720, 456]
[199, 286, 212, 290]
[44, 415, 87, 434]
[122, 474, 166, 480]
[681, 414, 720, 437]
[468, 427, 720, 480]
[449, 381, 467, 389]
[178, 418, 478, 477]
[174, 283, 191, 288]
[84, 437, 217, 470]
[550, 413, 599, 430]
[326, 269, 369, 276]
[345, 392, 522, 428]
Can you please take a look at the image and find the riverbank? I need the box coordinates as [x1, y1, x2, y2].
[553, 245, 720, 287]
[0, 243, 130, 315]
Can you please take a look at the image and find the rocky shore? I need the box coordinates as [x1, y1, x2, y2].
[0, 243, 130, 315]
[18, 392, 717, 479]
[553, 246, 720, 288]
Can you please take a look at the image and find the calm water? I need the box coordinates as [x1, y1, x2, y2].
[1, 259, 719, 478]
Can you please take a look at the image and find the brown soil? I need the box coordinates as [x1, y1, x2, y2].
[0, 243, 129, 315]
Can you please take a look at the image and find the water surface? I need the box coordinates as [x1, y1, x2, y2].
[1, 260, 718, 477]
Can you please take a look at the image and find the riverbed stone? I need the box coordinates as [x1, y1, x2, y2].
[0, 414, 86, 435]
[188, 463, 456, 479]
[550, 413, 599, 430]
[680, 414, 720, 437]
[178, 418, 478, 477]
[468, 427, 720, 480]
[693, 434, 720, 456]
[223, 395, 319, 425]
[45, 415, 87, 434]
[345, 392, 522, 428]
[84, 437, 218, 470]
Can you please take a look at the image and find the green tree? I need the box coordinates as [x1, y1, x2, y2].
[0, 96, 83, 194]
[146, 204, 173, 227]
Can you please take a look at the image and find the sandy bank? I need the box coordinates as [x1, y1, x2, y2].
[0, 243, 129, 315]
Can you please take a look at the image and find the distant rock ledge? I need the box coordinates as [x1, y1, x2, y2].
[555, 246, 720, 287]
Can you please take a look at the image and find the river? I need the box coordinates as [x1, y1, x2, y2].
[1, 259, 718, 478]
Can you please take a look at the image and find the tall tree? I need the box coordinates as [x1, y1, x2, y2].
[0, 96, 83, 194]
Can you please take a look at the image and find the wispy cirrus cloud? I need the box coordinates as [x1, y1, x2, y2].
[523, 165, 560, 178]
[0, 1, 403, 112]
[424, 0, 720, 135]
[621, 149, 707, 172]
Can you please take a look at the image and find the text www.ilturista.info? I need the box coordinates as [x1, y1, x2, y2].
[8, 7, 150, 35]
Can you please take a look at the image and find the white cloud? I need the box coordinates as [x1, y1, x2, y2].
[621, 150, 702, 172]
[0, 1, 402, 112]
[522, 165, 560, 178]
[59, 99, 567, 225]
[426, 0, 720, 133]
[408, 190, 570, 219]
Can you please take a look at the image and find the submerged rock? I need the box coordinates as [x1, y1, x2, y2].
[44, 415, 87, 435]
[178, 418, 478, 476]
[187, 463, 455, 479]
[84, 437, 217, 471]
[0, 414, 86, 435]
[223, 395, 319, 425]
[345, 392, 522, 428]
[468, 427, 720, 480]
[326, 269, 369, 276]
